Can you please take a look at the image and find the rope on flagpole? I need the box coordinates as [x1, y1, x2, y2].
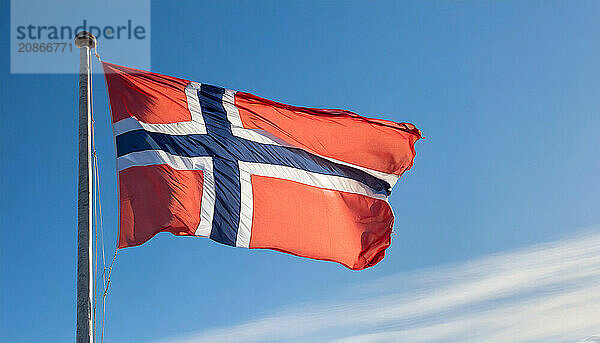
[93, 46, 102, 62]
[88, 53, 118, 343]
[89, 50, 99, 343]
[92, 145, 98, 342]
[100, 249, 117, 343]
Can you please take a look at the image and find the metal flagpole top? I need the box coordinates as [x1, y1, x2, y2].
[74, 31, 97, 48]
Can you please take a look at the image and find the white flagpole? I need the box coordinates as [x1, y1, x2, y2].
[74, 31, 96, 343]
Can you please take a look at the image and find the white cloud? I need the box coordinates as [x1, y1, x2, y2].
[148, 228, 600, 343]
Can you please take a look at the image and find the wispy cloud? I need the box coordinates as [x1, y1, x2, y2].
[149, 228, 600, 343]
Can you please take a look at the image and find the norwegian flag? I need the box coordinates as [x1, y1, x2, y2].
[103, 62, 421, 270]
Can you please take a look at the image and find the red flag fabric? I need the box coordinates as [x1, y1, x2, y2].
[103, 62, 421, 270]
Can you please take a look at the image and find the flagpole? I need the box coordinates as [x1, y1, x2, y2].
[75, 31, 96, 343]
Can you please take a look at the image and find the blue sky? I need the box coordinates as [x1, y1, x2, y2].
[1, 1, 600, 342]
